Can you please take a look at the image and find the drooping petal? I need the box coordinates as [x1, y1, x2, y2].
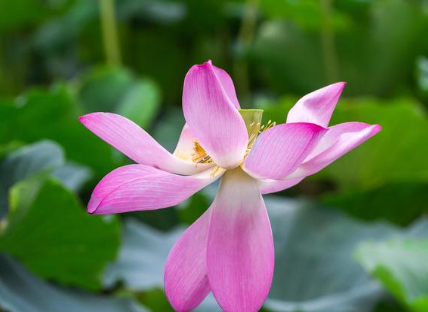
[286, 82, 346, 127]
[79, 113, 211, 175]
[165, 209, 212, 312]
[87, 164, 225, 214]
[182, 62, 248, 169]
[258, 177, 304, 195]
[243, 123, 327, 180]
[288, 122, 382, 179]
[207, 169, 274, 312]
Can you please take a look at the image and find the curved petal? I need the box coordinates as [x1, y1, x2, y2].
[288, 122, 382, 179]
[207, 169, 274, 312]
[173, 63, 240, 162]
[211, 63, 240, 109]
[243, 123, 327, 180]
[258, 177, 304, 195]
[182, 62, 248, 169]
[165, 209, 212, 312]
[88, 164, 225, 214]
[173, 124, 197, 162]
[79, 113, 210, 175]
[286, 82, 346, 127]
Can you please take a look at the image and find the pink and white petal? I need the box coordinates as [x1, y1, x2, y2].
[212, 63, 240, 109]
[173, 124, 198, 162]
[79, 113, 210, 175]
[288, 122, 382, 179]
[88, 164, 225, 214]
[243, 123, 328, 180]
[286, 82, 346, 127]
[165, 209, 212, 312]
[258, 177, 305, 195]
[174, 63, 240, 162]
[182, 62, 248, 169]
[207, 169, 274, 312]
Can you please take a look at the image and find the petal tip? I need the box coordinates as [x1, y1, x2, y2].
[87, 196, 102, 214]
[78, 114, 88, 124]
[78, 112, 106, 125]
[332, 81, 347, 93]
[371, 124, 382, 134]
[194, 61, 215, 71]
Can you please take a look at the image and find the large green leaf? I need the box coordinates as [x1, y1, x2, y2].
[0, 84, 119, 177]
[103, 218, 232, 312]
[356, 239, 428, 312]
[0, 255, 148, 312]
[0, 141, 63, 219]
[104, 218, 181, 291]
[323, 182, 428, 226]
[263, 196, 428, 312]
[0, 141, 92, 220]
[0, 179, 120, 291]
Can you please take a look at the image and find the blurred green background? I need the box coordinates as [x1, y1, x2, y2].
[1, 0, 428, 311]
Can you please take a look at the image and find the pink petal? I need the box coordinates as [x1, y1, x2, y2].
[88, 164, 225, 214]
[79, 113, 210, 175]
[243, 123, 327, 180]
[165, 210, 212, 312]
[286, 82, 346, 127]
[182, 62, 248, 169]
[258, 177, 305, 195]
[173, 63, 240, 162]
[289, 122, 382, 179]
[211, 63, 241, 109]
[207, 169, 274, 312]
[173, 124, 197, 163]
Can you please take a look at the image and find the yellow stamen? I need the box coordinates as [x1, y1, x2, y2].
[192, 141, 213, 165]
[190, 110, 276, 169]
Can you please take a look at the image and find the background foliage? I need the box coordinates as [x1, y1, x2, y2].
[0, 0, 428, 311]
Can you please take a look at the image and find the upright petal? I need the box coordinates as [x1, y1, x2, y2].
[182, 62, 248, 169]
[257, 177, 304, 195]
[288, 122, 382, 179]
[165, 210, 212, 312]
[243, 123, 327, 180]
[88, 164, 225, 214]
[207, 169, 274, 312]
[212, 63, 240, 109]
[286, 82, 346, 127]
[79, 113, 210, 175]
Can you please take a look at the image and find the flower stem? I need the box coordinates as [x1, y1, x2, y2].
[320, 0, 339, 82]
[234, 0, 260, 105]
[100, 0, 121, 66]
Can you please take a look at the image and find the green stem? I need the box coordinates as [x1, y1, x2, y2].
[100, 0, 121, 66]
[320, 0, 339, 82]
[234, 0, 260, 105]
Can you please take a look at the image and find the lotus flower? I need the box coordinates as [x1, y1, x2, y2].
[79, 61, 381, 312]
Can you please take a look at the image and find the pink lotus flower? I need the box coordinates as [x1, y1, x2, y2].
[79, 61, 381, 312]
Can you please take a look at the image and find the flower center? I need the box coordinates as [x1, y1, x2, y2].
[191, 109, 274, 169]
[192, 141, 213, 165]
